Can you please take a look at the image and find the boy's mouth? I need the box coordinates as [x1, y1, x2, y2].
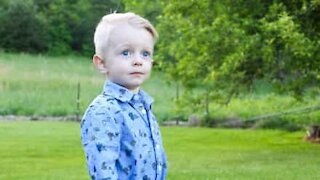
[130, 72, 143, 75]
[130, 72, 144, 76]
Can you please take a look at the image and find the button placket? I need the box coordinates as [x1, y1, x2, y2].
[131, 94, 164, 178]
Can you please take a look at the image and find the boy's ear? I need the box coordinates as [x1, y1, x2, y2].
[93, 55, 107, 74]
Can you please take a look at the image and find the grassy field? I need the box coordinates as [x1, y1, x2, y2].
[0, 121, 319, 180]
[0, 52, 175, 120]
[0, 52, 319, 125]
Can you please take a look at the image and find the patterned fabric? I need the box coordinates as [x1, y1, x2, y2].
[81, 81, 167, 180]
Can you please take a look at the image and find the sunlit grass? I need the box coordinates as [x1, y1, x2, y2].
[165, 127, 320, 179]
[0, 121, 319, 179]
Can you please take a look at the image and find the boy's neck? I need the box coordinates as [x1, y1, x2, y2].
[129, 87, 140, 94]
[108, 80, 140, 94]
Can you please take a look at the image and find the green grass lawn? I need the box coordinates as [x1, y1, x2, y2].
[0, 121, 319, 180]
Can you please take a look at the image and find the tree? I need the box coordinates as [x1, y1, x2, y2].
[0, 0, 48, 53]
[156, 0, 320, 119]
[123, 0, 163, 24]
[0, 0, 125, 55]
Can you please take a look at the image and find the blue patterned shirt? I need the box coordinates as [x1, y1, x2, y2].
[81, 81, 167, 180]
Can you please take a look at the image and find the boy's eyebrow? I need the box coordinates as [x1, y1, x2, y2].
[115, 43, 153, 51]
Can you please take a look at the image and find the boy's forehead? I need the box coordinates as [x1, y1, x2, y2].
[107, 24, 154, 47]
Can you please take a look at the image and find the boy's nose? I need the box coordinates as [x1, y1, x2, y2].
[132, 54, 143, 66]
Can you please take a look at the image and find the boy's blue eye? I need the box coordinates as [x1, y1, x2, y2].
[142, 51, 150, 57]
[121, 50, 130, 56]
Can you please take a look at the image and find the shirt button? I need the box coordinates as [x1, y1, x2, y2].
[133, 94, 138, 100]
[156, 144, 160, 149]
[138, 105, 146, 114]
[158, 165, 162, 171]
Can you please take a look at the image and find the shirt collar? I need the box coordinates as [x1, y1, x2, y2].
[102, 81, 154, 108]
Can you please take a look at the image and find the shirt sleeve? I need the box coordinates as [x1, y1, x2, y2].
[81, 103, 121, 180]
[161, 149, 168, 180]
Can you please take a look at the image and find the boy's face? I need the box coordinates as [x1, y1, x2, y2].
[103, 24, 154, 92]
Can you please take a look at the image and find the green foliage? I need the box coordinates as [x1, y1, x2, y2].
[254, 117, 302, 131]
[123, 0, 162, 24]
[0, 0, 124, 55]
[0, 0, 163, 55]
[0, 0, 48, 52]
[259, 3, 318, 97]
[156, 0, 320, 118]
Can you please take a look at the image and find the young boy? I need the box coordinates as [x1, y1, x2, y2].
[80, 12, 167, 180]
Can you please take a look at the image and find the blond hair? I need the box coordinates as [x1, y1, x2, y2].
[93, 12, 158, 58]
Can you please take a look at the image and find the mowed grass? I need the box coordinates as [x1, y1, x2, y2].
[0, 121, 319, 180]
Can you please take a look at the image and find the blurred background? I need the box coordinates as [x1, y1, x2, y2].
[0, 0, 320, 179]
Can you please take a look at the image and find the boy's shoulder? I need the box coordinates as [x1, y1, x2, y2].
[81, 93, 121, 126]
[87, 93, 120, 114]
[80, 93, 123, 132]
